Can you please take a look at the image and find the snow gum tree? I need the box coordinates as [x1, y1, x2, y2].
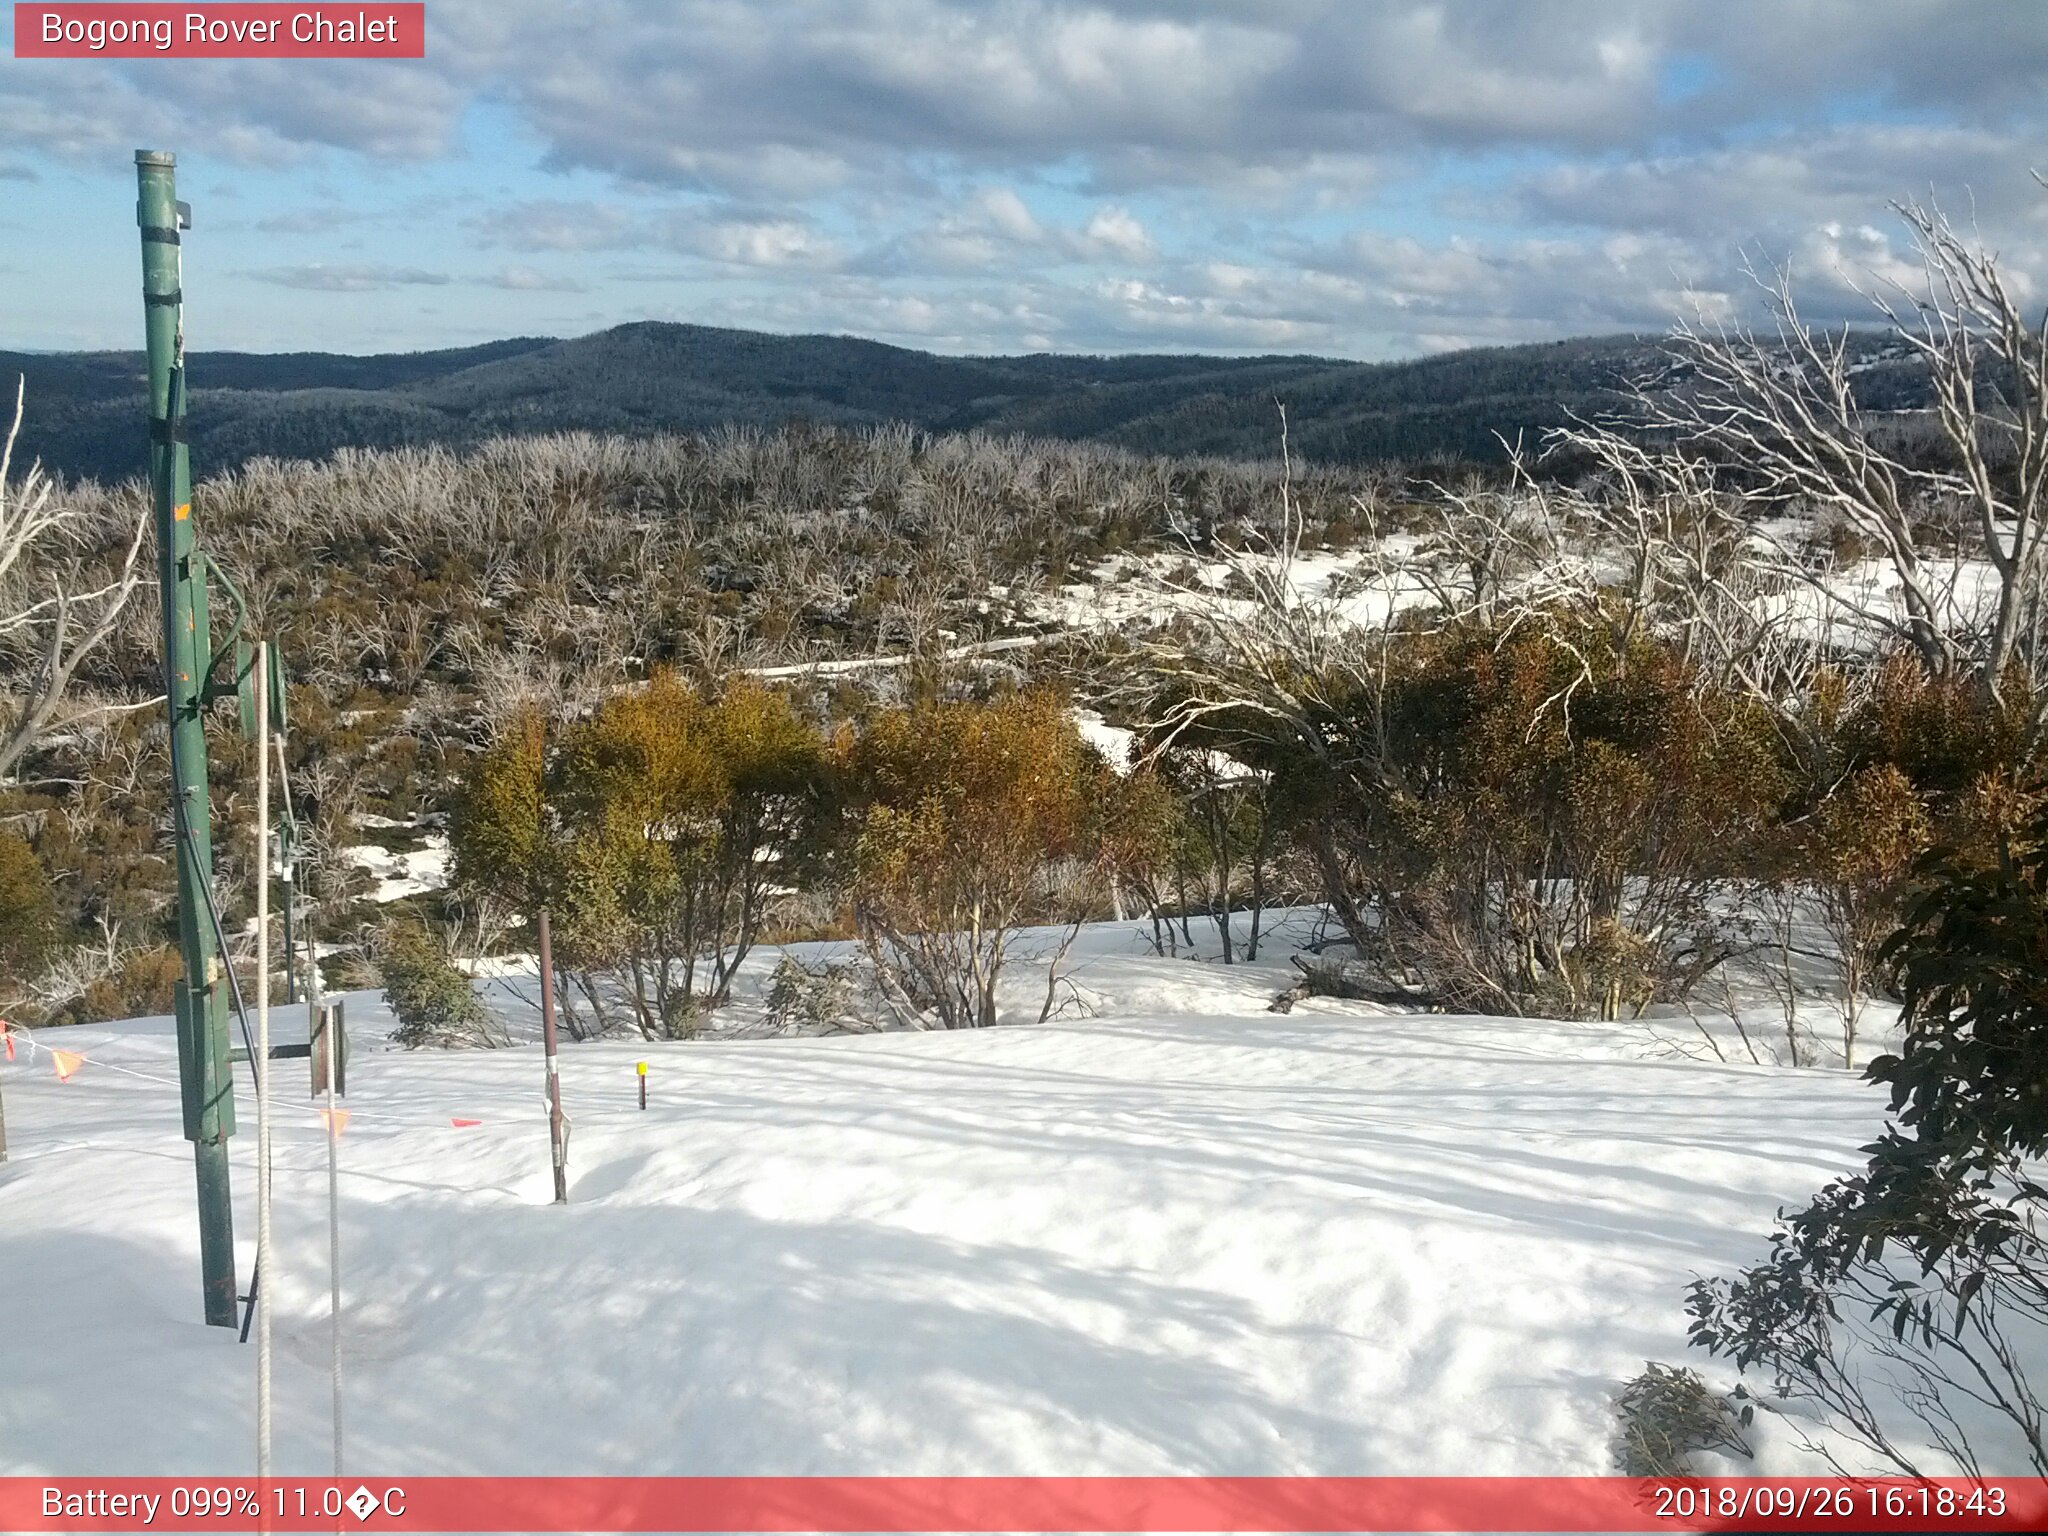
[449, 705, 552, 902]
[1093, 763, 1186, 957]
[0, 381, 148, 785]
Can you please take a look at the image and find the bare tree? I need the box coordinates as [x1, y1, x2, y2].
[0, 380, 150, 783]
[1618, 192, 2048, 737]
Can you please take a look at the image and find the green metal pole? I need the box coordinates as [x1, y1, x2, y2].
[138, 150, 238, 1328]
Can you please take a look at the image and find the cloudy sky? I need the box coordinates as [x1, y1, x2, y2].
[3, 1, 2045, 357]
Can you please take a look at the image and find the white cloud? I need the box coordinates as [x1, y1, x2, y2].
[480, 265, 587, 292]
[681, 216, 845, 269]
[1082, 206, 1155, 262]
[977, 187, 1044, 244]
[471, 200, 644, 252]
[6, 1, 2046, 358]
[247, 263, 452, 291]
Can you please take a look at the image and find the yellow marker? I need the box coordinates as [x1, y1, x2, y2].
[174, 502, 190, 521]
[636, 1059, 648, 1110]
[636, 1060, 647, 1076]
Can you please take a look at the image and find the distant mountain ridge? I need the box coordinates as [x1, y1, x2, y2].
[0, 320, 1909, 484]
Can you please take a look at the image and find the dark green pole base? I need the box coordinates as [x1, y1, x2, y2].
[194, 1136, 237, 1328]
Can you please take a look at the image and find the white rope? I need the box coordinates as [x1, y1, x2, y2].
[276, 723, 343, 1479]
[3, 1025, 189, 1094]
[314, 913, 344, 1480]
[254, 640, 274, 1483]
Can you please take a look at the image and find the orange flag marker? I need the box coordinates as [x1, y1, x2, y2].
[451, 1117, 481, 1128]
[2, 1021, 15, 1062]
[319, 1107, 352, 1135]
[51, 1049, 84, 1082]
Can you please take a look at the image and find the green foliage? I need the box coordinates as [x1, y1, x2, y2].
[0, 830, 62, 983]
[381, 920, 499, 1049]
[1806, 765, 1932, 899]
[448, 707, 551, 906]
[1686, 806, 2048, 1476]
[761, 955, 855, 1034]
[1096, 765, 1183, 892]
[1821, 658, 2037, 806]
[1278, 616, 1790, 1015]
[451, 671, 829, 1036]
[1614, 1363, 1753, 1476]
[1873, 804, 2048, 1162]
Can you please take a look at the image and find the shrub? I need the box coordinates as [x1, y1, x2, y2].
[1095, 764, 1186, 955]
[381, 921, 503, 1049]
[1282, 618, 1787, 1017]
[839, 689, 1112, 1029]
[0, 831, 62, 986]
[761, 954, 856, 1034]
[76, 944, 182, 1022]
[452, 673, 830, 1038]
[1800, 764, 1932, 1066]
[449, 706, 551, 902]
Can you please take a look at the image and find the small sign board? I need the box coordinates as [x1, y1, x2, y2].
[310, 997, 348, 1098]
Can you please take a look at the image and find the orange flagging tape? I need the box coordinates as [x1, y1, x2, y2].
[50, 1049, 84, 1082]
[319, 1107, 352, 1135]
[451, 1117, 482, 1128]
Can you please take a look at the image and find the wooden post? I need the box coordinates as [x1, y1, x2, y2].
[538, 909, 568, 1204]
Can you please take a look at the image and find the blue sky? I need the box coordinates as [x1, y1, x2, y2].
[3, 1, 2044, 357]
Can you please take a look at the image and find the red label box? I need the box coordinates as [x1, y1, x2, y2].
[13, 4, 426, 58]
[5, 1477, 2048, 1534]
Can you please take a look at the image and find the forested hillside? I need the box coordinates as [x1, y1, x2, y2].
[8, 320, 1952, 487]
[1, 326, 1701, 482]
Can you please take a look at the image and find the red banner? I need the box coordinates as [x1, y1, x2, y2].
[13, 5, 425, 58]
[4, 1477, 2047, 1533]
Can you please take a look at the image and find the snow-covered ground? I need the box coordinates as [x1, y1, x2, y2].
[0, 916, 1925, 1479]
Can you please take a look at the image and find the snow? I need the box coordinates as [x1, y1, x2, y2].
[1, 915, 1931, 1480]
[1071, 709, 1138, 772]
[338, 834, 451, 904]
[1752, 552, 2006, 651]
[744, 634, 1050, 680]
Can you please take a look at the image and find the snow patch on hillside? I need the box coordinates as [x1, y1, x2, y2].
[339, 834, 450, 904]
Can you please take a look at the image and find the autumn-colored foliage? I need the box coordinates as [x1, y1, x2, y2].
[451, 671, 828, 1037]
[1280, 617, 1790, 1017]
[838, 688, 1116, 1028]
